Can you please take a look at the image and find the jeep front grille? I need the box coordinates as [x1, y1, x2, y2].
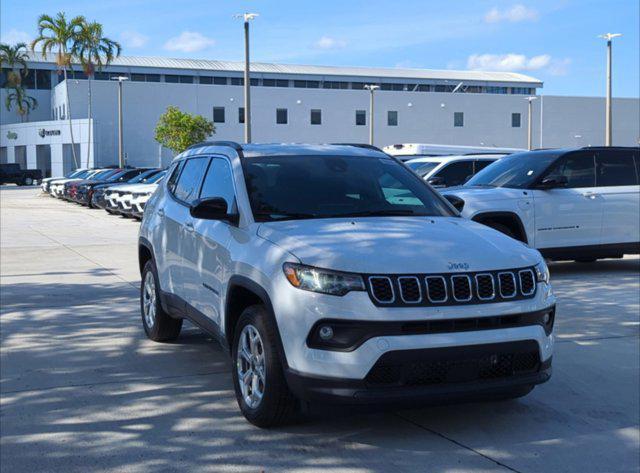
[366, 267, 537, 307]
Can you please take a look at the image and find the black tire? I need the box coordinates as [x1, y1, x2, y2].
[140, 260, 182, 342]
[485, 222, 516, 239]
[231, 305, 297, 428]
[22, 177, 34, 186]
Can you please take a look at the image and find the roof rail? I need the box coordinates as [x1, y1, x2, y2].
[187, 141, 243, 152]
[580, 145, 640, 150]
[330, 143, 386, 153]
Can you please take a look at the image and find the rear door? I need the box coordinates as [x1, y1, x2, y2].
[595, 148, 640, 245]
[532, 150, 603, 249]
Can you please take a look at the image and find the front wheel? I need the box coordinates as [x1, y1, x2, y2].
[231, 305, 297, 428]
[22, 177, 34, 186]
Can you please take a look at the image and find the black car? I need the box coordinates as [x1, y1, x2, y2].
[91, 169, 162, 209]
[74, 168, 148, 206]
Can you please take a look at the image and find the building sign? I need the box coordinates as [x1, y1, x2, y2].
[38, 129, 61, 138]
[6, 131, 18, 140]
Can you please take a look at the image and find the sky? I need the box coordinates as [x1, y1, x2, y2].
[2, 0, 639, 97]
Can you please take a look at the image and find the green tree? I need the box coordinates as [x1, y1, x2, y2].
[0, 42, 30, 87]
[5, 86, 38, 122]
[155, 106, 215, 155]
[31, 12, 85, 168]
[72, 20, 121, 167]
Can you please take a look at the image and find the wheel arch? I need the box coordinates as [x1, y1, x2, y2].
[472, 211, 529, 244]
[225, 276, 289, 367]
[138, 237, 155, 276]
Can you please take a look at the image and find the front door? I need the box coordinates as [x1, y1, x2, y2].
[191, 157, 236, 324]
[532, 150, 603, 249]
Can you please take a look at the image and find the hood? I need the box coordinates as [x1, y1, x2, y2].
[442, 186, 530, 202]
[111, 183, 158, 193]
[257, 217, 540, 274]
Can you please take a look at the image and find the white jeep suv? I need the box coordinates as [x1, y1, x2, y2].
[139, 142, 555, 427]
[442, 147, 640, 261]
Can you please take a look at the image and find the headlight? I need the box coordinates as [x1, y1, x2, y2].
[283, 263, 365, 296]
[535, 261, 550, 283]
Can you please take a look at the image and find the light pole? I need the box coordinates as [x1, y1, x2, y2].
[112, 76, 128, 167]
[235, 13, 258, 143]
[364, 85, 379, 145]
[526, 96, 538, 150]
[599, 33, 622, 146]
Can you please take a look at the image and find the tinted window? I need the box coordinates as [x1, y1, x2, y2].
[545, 152, 595, 188]
[435, 161, 474, 186]
[238, 107, 245, 124]
[387, 111, 398, 126]
[276, 108, 288, 124]
[167, 161, 185, 193]
[406, 161, 440, 177]
[474, 160, 495, 173]
[454, 112, 464, 127]
[596, 151, 639, 186]
[213, 107, 225, 123]
[355, 110, 366, 126]
[512, 113, 521, 127]
[173, 158, 209, 203]
[241, 155, 454, 221]
[466, 151, 561, 189]
[310, 109, 321, 125]
[199, 159, 236, 208]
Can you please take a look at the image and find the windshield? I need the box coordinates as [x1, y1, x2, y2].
[406, 161, 440, 177]
[241, 155, 454, 222]
[147, 170, 166, 183]
[90, 169, 118, 180]
[465, 151, 560, 188]
[128, 169, 159, 184]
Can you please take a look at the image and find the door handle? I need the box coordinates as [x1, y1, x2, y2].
[184, 222, 194, 233]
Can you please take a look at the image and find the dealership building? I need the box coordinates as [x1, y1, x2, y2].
[1, 53, 638, 177]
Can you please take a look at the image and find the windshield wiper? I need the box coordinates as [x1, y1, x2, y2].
[254, 211, 318, 220]
[329, 209, 427, 218]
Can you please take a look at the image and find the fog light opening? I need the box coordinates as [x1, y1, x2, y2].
[543, 312, 551, 324]
[318, 325, 334, 340]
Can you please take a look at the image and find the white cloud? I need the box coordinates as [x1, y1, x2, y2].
[120, 31, 148, 49]
[313, 36, 347, 50]
[467, 53, 551, 71]
[164, 31, 215, 53]
[485, 4, 539, 23]
[1, 29, 31, 45]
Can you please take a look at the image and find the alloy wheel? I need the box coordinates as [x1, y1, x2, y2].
[236, 324, 266, 409]
[142, 271, 156, 328]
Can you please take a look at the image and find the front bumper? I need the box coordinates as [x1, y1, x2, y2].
[285, 340, 552, 404]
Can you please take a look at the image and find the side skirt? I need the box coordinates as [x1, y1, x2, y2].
[539, 242, 640, 261]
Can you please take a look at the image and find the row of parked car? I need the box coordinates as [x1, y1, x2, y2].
[41, 166, 166, 219]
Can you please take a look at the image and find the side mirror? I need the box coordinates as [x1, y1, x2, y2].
[427, 176, 446, 187]
[444, 194, 465, 212]
[190, 197, 239, 224]
[537, 175, 568, 189]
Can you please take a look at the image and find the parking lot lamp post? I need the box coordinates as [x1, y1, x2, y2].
[364, 85, 379, 145]
[112, 76, 129, 167]
[526, 96, 538, 150]
[235, 13, 258, 143]
[599, 33, 622, 146]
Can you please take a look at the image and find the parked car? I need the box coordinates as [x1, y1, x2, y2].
[92, 169, 162, 209]
[138, 142, 555, 427]
[49, 169, 103, 198]
[0, 163, 43, 186]
[73, 168, 150, 207]
[442, 146, 640, 261]
[383, 143, 524, 161]
[63, 169, 121, 201]
[41, 168, 88, 193]
[105, 170, 166, 216]
[405, 154, 505, 188]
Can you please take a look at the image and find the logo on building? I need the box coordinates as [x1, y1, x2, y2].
[38, 129, 61, 138]
[6, 131, 18, 140]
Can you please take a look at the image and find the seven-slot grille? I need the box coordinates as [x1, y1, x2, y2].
[366, 267, 537, 307]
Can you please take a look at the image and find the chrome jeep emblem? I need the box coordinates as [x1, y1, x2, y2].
[448, 262, 469, 271]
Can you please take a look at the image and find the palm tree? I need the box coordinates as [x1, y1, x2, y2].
[0, 42, 30, 87]
[31, 12, 85, 168]
[73, 21, 121, 167]
[5, 86, 38, 122]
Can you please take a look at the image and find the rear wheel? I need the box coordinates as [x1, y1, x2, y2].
[231, 305, 297, 428]
[140, 260, 182, 342]
[22, 177, 33, 186]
